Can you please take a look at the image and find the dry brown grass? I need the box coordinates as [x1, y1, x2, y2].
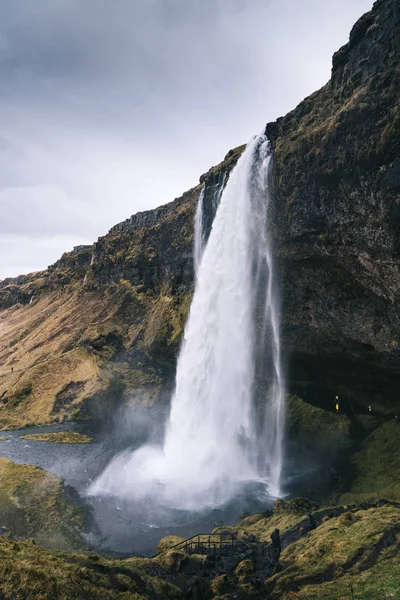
[20, 432, 93, 444]
[0, 538, 183, 599]
[0, 274, 192, 427]
[0, 292, 109, 427]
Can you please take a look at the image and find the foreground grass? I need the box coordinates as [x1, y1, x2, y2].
[20, 432, 93, 444]
[0, 539, 183, 600]
[268, 504, 400, 599]
[0, 497, 398, 599]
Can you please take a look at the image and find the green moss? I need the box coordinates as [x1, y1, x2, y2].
[20, 432, 93, 444]
[292, 558, 400, 600]
[213, 499, 314, 543]
[157, 535, 186, 554]
[287, 395, 353, 454]
[274, 498, 318, 515]
[269, 505, 400, 599]
[156, 550, 187, 572]
[235, 559, 255, 576]
[0, 458, 85, 550]
[340, 420, 400, 503]
[142, 290, 193, 358]
[379, 105, 400, 154]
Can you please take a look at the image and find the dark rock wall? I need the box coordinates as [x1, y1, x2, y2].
[266, 0, 400, 407]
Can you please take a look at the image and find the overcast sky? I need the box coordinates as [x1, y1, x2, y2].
[0, 0, 373, 280]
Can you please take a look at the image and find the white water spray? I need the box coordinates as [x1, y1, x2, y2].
[90, 134, 284, 508]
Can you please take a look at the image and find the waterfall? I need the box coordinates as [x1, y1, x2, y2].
[193, 186, 205, 276]
[89, 133, 284, 508]
[194, 172, 227, 276]
[82, 251, 95, 286]
[212, 170, 226, 214]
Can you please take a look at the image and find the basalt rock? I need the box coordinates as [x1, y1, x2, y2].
[266, 0, 400, 409]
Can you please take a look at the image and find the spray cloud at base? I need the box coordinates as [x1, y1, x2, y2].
[89, 133, 285, 511]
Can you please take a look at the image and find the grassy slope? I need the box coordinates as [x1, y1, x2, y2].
[211, 502, 400, 599]
[0, 282, 190, 428]
[0, 539, 183, 600]
[269, 504, 400, 599]
[0, 291, 110, 428]
[20, 432, 93, 444]
[340, 420, 400, 504]
[287, 395, 353, 453]
[0, 458, 85, 550]
[287, 394, 400, 505]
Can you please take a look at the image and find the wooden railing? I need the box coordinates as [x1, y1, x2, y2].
[158, 533, 247, 557]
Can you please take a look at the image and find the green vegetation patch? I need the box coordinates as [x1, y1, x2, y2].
[291, 558, 400, 600]
[340, 420, 400, 504]
[0, 457, 85, 550]
[269, 504, 400, 599]
[157, 535, 186, 554]
[20, 432, 93, 444]
[287, 395, 353, 454]
[213, 499, 314, 543]
[142, 290, 193, 359]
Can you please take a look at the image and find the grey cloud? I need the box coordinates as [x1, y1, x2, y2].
[0, 0, 373, 279]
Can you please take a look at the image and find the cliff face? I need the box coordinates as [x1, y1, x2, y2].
[266, 0, 400, 409]
[0, 0, 399, 427]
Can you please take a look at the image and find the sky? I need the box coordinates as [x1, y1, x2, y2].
[0, 0, 373, 280]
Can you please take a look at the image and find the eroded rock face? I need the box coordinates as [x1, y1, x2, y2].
[266, 0, 400, 408]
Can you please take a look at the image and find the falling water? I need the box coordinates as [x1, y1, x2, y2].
[193, 186, 205, 276]
[90, 133, 284, 509]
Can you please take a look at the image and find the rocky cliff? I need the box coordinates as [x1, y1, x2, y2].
[266, 0, 400, 411]
[0, 0, 399, 432]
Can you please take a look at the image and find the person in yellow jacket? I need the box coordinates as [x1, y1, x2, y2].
[335, 396, 340, 414]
